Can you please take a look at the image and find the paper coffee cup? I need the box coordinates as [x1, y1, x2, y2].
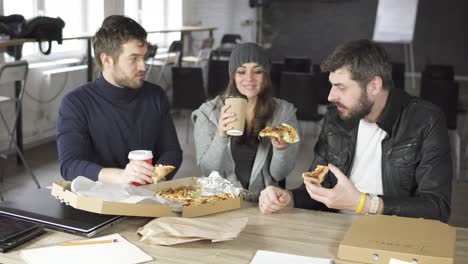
[224, 94, 248, 136]
[128, 150, 153, 186]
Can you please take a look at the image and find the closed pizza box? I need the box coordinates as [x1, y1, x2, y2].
[51, 177, 243, 218]
[337, 215, 455, 264]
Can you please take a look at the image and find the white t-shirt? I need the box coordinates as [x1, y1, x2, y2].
[349, 119, 387, 195]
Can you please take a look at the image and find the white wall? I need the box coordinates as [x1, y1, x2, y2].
[0, 60, 84, 152]
[183, 0, 257, 49]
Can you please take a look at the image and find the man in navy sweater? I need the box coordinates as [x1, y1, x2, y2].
[57, 15, 182, 184]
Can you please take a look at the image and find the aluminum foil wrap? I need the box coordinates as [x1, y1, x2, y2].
[197, 171, 243, 197]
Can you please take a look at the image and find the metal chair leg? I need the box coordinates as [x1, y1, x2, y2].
[12, 142, 40, 188]
[185, 112, 191, 144]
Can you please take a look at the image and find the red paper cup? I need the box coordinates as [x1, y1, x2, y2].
[128, 150, 153, 186]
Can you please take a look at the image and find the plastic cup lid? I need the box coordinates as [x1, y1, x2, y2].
[128, 150, 153, 160]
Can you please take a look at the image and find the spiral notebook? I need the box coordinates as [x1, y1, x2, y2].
[20, 233, 152, 264]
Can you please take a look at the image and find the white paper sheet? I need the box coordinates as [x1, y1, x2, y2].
[71, 176, 159, 204]
[373, 0, 419, 43]
[250, 250, 334, 264]
[20, 233, 152, 264]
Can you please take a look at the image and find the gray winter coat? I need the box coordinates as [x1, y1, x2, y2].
[191, 96, 300, 201]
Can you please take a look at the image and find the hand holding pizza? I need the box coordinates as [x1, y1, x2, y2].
[304, 163, 362, 212]
[259, 123, 299, 148]
[258, 186, 293, 213]
[270, 136, 288, 150]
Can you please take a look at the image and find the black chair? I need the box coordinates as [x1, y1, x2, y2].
[312, 64, 331, 105]
[270, 61, 284, 97]
[422, 64, 454, 81]
[280, 72, 322, 122]
[391, 62, 405, 90]
[420, 77, 460, 178]
[284, 57, 311, 73]
[420, 78, 458, 130]
[207, 50, 230, 99]
[221, 34, 242, 45]
[172, 67, 206, 143]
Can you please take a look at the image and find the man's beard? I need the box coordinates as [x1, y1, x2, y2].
[113, 66, 144, 88]
[337, 91, 373, 122]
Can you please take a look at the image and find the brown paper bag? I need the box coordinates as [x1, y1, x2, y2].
[137, 216, 248, 246]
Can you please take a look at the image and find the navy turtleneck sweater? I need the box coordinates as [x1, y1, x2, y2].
[57, 75, 182, 181]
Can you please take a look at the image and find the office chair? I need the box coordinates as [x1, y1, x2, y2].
[172, 67, 206, 143]
[270, 61, 284, 97]
[0, 61, 41, 200]
[156, 40, 183, 87]
[391, 62, 405, 90]
[312, 64, 331, 105]
[207, 49, 230, 99]
[284, 57, 311, 73]
[220, 34, 242, 46]
[280, 71, 323, 129]
[422, 64, 454, 81]
[420, 78, 459, 178]
[144, 43, 159, 80]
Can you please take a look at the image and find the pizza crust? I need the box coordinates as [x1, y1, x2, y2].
[153, 164, 176, 183]
[302, 165, 329, 184]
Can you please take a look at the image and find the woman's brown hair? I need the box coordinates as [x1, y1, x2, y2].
[221, 70, 275, 145]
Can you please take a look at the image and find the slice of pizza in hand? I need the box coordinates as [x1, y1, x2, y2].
[302, 165, 329, 184]
[153, 164, 176, 183]
[258, 123, 299, 144]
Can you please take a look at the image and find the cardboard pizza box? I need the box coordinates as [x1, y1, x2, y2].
[337, 214, 455, 264]
[51, 177, 242, 218]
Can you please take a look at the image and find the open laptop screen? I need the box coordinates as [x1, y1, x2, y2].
[0, 188, 124, 237]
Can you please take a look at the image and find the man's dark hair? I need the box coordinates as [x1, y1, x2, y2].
[93, 15, 147, 69]
[321, 39, 394, 90]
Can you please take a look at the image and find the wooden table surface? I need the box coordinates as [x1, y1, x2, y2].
[1, 203, 467, 263]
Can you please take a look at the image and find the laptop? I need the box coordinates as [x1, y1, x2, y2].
[0, 214, 46, 252]
[0, 188, 124, 237]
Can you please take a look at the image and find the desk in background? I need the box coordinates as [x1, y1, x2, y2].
[1, 203, 467, 264]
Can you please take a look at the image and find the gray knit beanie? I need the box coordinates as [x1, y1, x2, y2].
[228, 42, 271, 74]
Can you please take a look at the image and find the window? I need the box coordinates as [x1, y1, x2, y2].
[2, 0, 180, 59]
[3, 0, 33, 19]
[2, 0, 103, 59]
[124, 0, 182, 49]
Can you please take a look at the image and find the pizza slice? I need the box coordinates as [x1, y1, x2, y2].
[259, 123, 299, 144]
[183, 193, 235, 207]
[157, 186, 201, 202]
[302, 165, 329, 184]
[153, 164, 176, 183]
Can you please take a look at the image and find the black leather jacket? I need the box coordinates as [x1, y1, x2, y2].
[292, 88, 452, 222]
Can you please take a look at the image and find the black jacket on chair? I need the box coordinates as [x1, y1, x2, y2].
[292, 88, 452, 222]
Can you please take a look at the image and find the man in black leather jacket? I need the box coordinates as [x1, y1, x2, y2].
[258, 39, 452, 222]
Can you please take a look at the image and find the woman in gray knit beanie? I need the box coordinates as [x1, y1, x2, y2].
[192, 42, 300, 203]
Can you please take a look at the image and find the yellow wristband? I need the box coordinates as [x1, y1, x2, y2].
[355, 192, 366, 214]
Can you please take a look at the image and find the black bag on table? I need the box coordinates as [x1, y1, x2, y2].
[20, 16, 65, 55]
[0, 14, 25, 59]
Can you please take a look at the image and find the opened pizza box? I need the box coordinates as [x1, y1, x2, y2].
[337, 214, 455, 264]
[51, 177, 243, 218]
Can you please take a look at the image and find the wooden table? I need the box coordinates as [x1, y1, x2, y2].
[1, 203, 467, 264]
